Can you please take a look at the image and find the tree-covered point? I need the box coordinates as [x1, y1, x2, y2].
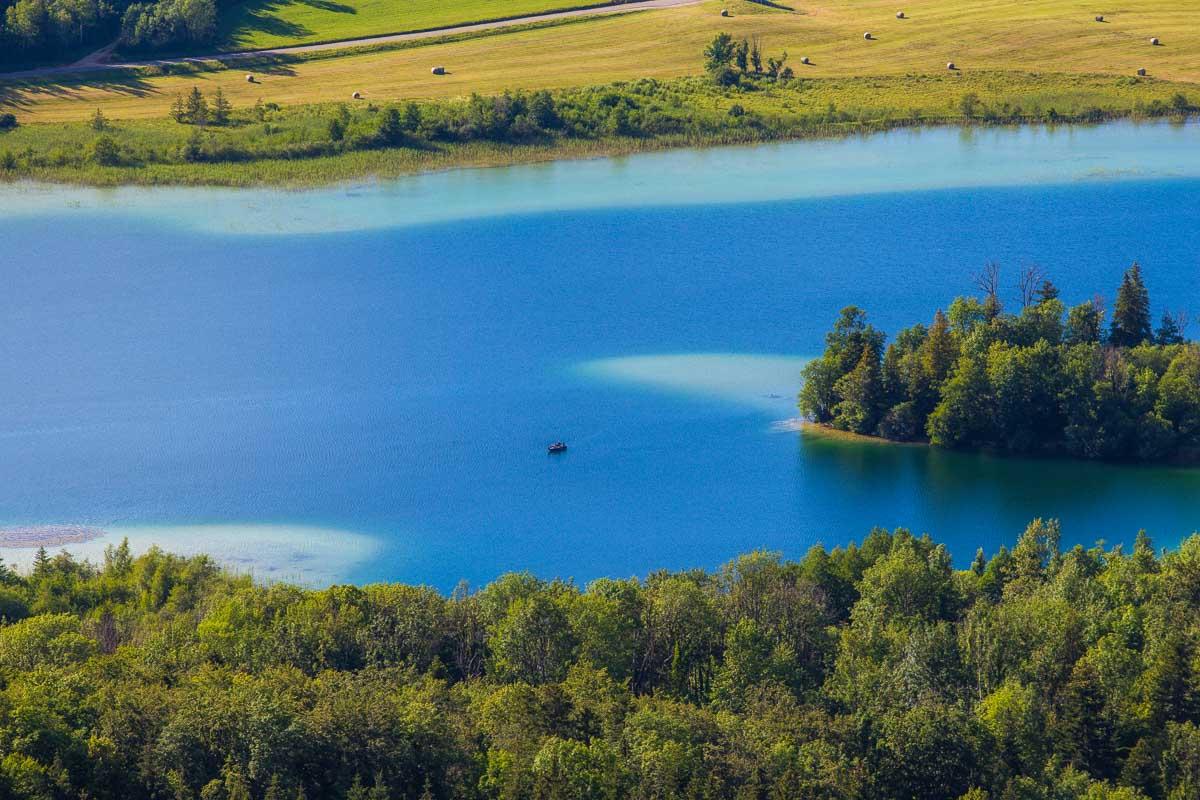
[801, 263, 1200, 461]
[0, 525, 1199, 799]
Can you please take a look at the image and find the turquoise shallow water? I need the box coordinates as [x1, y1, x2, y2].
[1, 120, 1199, 587]
[6, 119, 1200, 235]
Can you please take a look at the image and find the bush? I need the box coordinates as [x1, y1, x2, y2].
[709, 66, 740, 88]
[0, 587, 28, 623]
[90, 136, 122, 166]
[180, 130, 205, 162]
[0, 114, 16, 131]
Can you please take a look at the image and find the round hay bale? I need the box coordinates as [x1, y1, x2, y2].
[864, 31, 872, 40]
[1150, 37, 1159, 45]
[896, 10, 904, 18]
[1137, 67, 1147, 76]
[720, 8, 729, 16]
[431, 66, 446, 75]
[352, 91, 362, 99]
[1094, 14, 1103, 22]
[801, 55, 811, 65]
[946, 61, 956, 70]
[245, 73, 255, 83]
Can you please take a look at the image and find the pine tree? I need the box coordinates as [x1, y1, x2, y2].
[1109, 262, 1152, 347]
[832, 343, 884, 434]
[170, 94, 187, 123]
[970, 548, 986, 576]
[90, 108, 107, 131]
[1133, 529, 1158, 574]
[1055, 660, 1116, 778]
[1120, 738, 1161, 799]
[184, 87, 208, 126]
[32, 546, 49, 577]
[346, 776, 368, 800]
[921, 310, 957, 387]
[367, 773, 389, 800]
[1156, 312, 1185, 345]
[211, 88, 232, 126]
[377, 107, 403, 144]
[1035, 279, 1060, 304]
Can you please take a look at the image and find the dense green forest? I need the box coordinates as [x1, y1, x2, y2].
[0, 525, 1197, 798]
[0, 0, 216, 65]
[800, 263, 1200, 461]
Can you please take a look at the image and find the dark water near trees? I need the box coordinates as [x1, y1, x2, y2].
[2, 123, 1199, 586]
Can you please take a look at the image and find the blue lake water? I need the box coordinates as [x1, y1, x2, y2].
[2, 120, 1200, 587]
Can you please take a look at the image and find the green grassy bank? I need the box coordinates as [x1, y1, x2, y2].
[0, 71, 1196, 187]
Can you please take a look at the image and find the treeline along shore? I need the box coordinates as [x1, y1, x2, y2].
[801, 263, 1200, 463]
[1, 523, 1200, 799]
[1, 45, 1197, 186]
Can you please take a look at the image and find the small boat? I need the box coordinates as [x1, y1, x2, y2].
[548, 441, 568, 454]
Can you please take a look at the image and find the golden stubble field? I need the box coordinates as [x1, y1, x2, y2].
[2, 0, 1197, 123]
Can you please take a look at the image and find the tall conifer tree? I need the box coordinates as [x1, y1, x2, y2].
[1109, 262, 1152, 347]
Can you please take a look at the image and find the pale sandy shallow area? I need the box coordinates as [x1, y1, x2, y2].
[0, 525, 105, 547]
[0, 523, 385, 585]
[577, 353, 809, 414]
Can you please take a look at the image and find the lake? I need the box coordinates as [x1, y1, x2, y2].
[2, 120, 1199, 587]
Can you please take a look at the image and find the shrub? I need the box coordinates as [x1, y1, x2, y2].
[89, 136, 122, 166]
[180, 130, 205, 162]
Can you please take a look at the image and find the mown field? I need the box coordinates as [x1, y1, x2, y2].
[211, 0, 617, 52]
[2, 0, 1197, 124]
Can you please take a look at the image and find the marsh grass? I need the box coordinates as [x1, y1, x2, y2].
[0, 72, 1194, 187]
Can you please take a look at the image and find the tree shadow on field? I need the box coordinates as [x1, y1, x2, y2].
[222, 0, 322, 45]
[0, 71, 159, 114]
[300, 0, 356, 13]
[747, 0, 796, 11]
[223, 0, 360, 48]
[229, 54, 302, 76]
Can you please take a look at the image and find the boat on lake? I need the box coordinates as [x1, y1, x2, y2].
[548, 441, 568, 454]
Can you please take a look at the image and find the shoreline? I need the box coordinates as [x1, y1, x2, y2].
[0, 112, 1188, 191]
[798, 421, 929, 448]
[1, 71, 1197, 189]
[799, 421, 1200, 470]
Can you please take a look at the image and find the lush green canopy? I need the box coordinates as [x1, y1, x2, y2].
[801, 264, 1200, 461]
[0, 524, 1197, 799]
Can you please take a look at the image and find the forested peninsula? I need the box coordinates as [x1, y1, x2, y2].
[0, 525, 1199, 799]
[800, 263, 1200, 462]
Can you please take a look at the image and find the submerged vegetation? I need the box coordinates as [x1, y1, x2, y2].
[801, 263, 1200, 462]
[1, 524, 1200, 798]
[0, 69, 1196, 186]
